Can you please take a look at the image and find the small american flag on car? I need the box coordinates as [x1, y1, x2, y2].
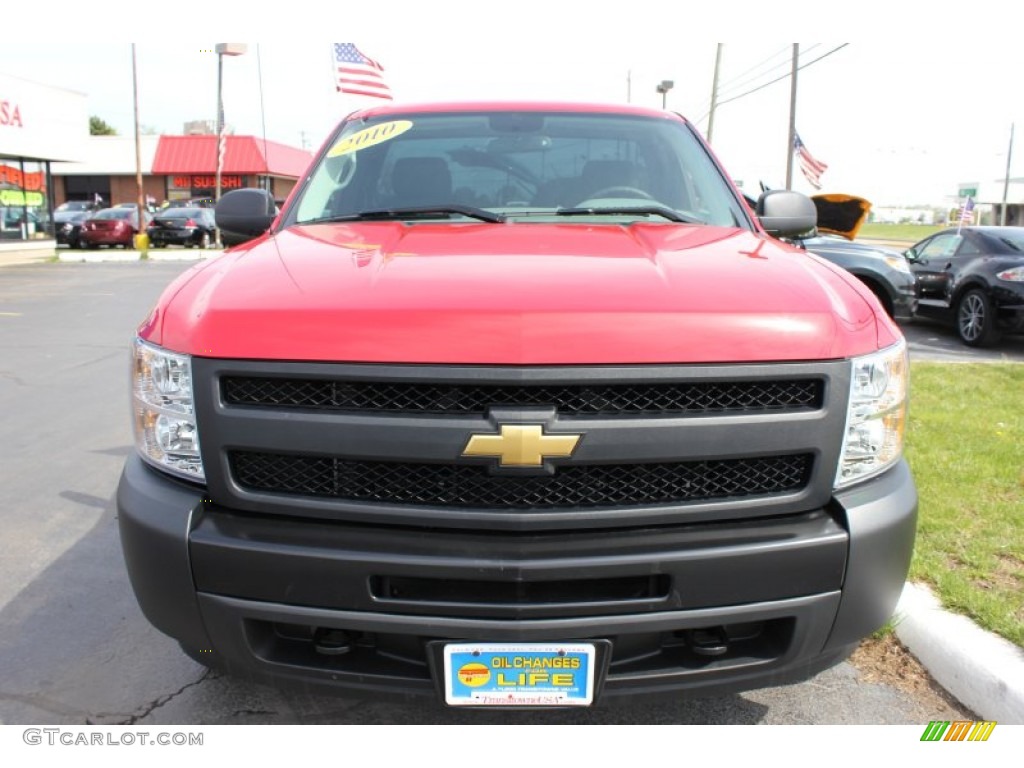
[334, 43, 392, 100]
[793, 132, 828, 190]
[958, 196, 975, 231]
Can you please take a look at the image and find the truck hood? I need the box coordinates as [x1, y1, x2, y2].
[144, 221, 894, 364]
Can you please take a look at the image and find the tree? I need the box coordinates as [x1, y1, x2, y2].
[89, 116, 118, 136]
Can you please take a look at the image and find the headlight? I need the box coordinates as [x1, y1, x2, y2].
[883, 255, 912, 273]
[835, 340, 908, 489]
[131, 338, 204, 481]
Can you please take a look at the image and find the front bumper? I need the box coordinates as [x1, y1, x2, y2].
[149, 229, 200, 245]
[117, 454, 917, 704]
[81, 231, 132, 246]
[892, 280, 918, 321]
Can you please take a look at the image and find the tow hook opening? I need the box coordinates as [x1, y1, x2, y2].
[685, 627, 730, 657]
[313, 628, 354, 656]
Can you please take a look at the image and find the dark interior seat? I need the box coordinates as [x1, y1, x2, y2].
[390, 157, 452, 207]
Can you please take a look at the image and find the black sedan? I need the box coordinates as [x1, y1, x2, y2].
[147, 207, 216, 249]
[55, 210, 93, 248]
[907, 226, 1024, 346]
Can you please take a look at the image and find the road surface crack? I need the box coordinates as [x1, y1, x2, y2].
[91, 669, 216, 725]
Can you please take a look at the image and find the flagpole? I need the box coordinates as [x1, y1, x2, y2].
[785, 44, 798, 190]
[957, 196, 973, 234]
[330, 44, 346, 122]
[1001, 123, 1014, 226]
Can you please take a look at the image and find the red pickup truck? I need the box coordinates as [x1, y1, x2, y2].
[118, 101, 916, 707]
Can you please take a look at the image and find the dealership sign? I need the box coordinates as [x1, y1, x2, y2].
[0, 99, 23, 127]
[0, 164, 45, 191]
[0, 73, 88, 162]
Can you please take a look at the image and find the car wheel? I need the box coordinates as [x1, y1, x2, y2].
[198, 231, 211, 249]
[956, 288, 1001, 347]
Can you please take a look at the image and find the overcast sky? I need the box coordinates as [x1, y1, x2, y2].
[3, 5, 1021, 208]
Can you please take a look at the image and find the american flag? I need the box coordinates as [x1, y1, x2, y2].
[958, 196, 975, 231]
[954, 196, 970, 224]
[334, 43, 392, 100]
[793, 132, 828, 190]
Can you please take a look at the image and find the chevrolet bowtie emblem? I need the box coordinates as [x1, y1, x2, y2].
[462, 424, 581, 467]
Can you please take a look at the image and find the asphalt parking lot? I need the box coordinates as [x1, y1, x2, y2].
[0, 259, 1006, 726]
[900, 316, 1024, 362]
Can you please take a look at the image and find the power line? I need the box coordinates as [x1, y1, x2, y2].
[714, 45, 790, 91]
[713, 45, 811, 103]
[682, 44, 807, 124]
[693, 44, 848, 125]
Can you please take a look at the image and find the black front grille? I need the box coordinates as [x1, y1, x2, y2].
[222, 376, 823, 416]
[372, 574, 671, 605]
[230, 451, 813, 510]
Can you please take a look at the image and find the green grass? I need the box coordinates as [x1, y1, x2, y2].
[905, 362, 1024, 646]
[858, 222, 946, 243]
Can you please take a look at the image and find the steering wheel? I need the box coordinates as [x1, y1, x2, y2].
[575, 186, 655, 205]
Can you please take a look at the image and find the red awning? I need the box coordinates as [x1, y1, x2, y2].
[152, 136, 312, 178]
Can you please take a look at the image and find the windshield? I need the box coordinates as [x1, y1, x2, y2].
[289, 110, 749, 228]
[157, 208, 203, 219]
[57, 201, 92, 212]
[93, 209, 133, 220]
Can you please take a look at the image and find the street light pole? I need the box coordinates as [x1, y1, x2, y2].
[656, 79, 674, 110]
[214, 43, 247, 247]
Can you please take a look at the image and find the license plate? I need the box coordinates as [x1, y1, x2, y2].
[443, 643, 596, 707]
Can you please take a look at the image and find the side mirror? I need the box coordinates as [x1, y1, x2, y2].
[756, 190, 817, 238]
[215, 189, 277, 241]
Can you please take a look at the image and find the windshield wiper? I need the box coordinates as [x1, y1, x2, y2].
[304, 205, 506, 224]
[553, 206, 701, 223]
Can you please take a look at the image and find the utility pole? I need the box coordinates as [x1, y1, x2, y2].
[1001, 122, 1014, 226]
[131, 45, 147, 255]
[784, 44, 799, 190]
[706, 44, 723, 144]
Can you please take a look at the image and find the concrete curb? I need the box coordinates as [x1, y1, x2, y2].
[895, 582, 1024, 722]
[56, 249, 222, 263]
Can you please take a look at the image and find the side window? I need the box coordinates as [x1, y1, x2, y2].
[956, 237, 981, 256]
[919, 234, 961, 261]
